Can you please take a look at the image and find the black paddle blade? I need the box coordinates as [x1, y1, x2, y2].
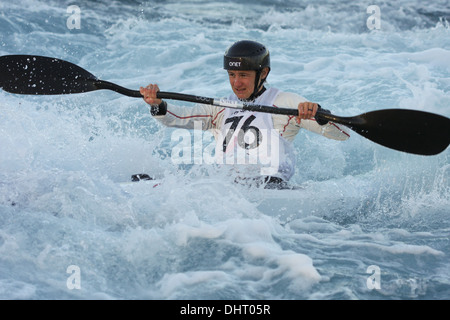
[344, 109, 450, 156]
[0, 55, 98, 95]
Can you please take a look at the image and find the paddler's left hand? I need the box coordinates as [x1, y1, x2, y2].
[296, 102, 318, 124]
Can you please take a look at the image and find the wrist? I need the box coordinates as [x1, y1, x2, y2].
[150, 100, 167, 116]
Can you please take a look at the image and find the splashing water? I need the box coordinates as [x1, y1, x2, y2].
[0, 0, 449, 300]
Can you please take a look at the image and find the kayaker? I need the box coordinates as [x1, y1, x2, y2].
[140, 40, 350, 188]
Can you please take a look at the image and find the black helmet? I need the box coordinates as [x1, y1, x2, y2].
[224, 40, 270, 101]
[224, 40, 270, 71]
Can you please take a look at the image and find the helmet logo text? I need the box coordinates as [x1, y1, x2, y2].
[229, 61, 241, 67]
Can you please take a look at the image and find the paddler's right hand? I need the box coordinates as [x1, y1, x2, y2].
[140, 84, 162, 106]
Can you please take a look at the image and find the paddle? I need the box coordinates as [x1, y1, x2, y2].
[1, 54, 449, 156]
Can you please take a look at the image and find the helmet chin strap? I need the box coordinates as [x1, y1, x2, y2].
[242, 70, 267, 102]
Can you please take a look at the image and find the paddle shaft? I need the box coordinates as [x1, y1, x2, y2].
[96, 80, 299, 114]
[95, 79, 344, 122]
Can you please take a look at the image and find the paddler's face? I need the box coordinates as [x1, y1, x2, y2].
[227, 70, 257, 100]
[227, 68, 269, 100]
